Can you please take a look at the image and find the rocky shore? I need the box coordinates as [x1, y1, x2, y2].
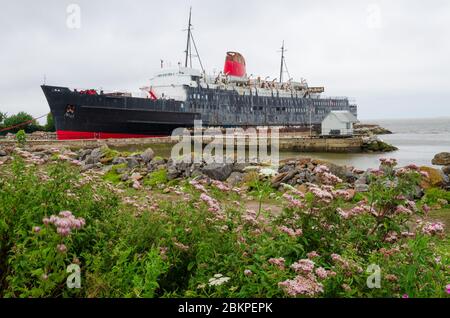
[1, 144, 448, 193]
[354, 123, 393, 135]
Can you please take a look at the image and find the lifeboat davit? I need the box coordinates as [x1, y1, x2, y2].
[224, 52, 246, 77]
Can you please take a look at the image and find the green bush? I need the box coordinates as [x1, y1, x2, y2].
[0, 156, 448, 298]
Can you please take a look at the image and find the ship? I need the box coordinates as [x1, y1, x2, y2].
[42, 9, 357, 140]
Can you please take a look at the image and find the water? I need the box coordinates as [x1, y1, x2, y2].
[281, 117, 450, 170]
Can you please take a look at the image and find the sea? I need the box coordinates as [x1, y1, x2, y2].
[280, 117, 450, 170]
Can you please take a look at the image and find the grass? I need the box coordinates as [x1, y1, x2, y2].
[429, 208, 450, 235]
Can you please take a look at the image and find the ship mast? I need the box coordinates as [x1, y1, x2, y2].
[184, 7, 192, 68]
[279, 41, 285, 83]
[182, 8, 205, 73]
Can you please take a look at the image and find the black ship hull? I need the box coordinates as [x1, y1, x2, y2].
[42, 85, 357, 140]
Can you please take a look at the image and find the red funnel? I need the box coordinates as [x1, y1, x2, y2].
[224, 52, 246, 77]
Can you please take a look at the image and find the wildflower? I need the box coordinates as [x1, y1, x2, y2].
[279, 226, 303, 237]
[33, 226, 41, 233]
[45, 211, 85, 237]
[380, 158, 397, 167]
[402, 294, 409, 298]
[282, 193, 305, 208]
[211, 180, 230, 192]
[244, 269, 253, 276]
[333, 189, 352, 200]
[278, 275, 324, 297]
[291, 259, 315, 274]
[446, 284, 450, 294]
[342, 283, 351, 292]
[268, 257, 286, 270]
[190, 179, 207, 193]
[307, 251, 320, 259]
[173, 241, 189, 252]
[385, 274, 398, 282]
[208, 274, 231, 286]
[395, 205, 413, 215]
[422, 222, 445, 236]
[422, 204, 431, 215]
[384, 231, 398, 243]
[57, 244, 67, 253]
[315, 267, 328, 279]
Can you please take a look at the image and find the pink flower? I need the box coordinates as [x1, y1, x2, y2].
[268, 257, 286, 270]
[279, 226, 303, 237]
[315, 267, 328, 279]
[307, 251, 320, 259]
[33, 226, 41, 233]
[422, 222, 445, 236]
[422, 204, 431, 214]
[291, 259, 315, 274]
[173, 241, 189, 252]
[278, 275, 324, 297]
[402, 294, 409, 298]
[57, 244, 67, 253]
[446, 284, 450, 294]
[244, 269, 253, 276]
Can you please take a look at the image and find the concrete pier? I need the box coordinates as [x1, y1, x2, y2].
[0, 134, 364, 153]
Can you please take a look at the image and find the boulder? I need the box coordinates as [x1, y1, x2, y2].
[355, 183, 369, 193]
[140, 148, 155, 163]
[432, 152, 450, 166]
[271, 170, 298, 188]
[442, 166, 450, 176]
[167, 165, 180, 180]
[112, 157, 127, 165]
[420, 166, 445, 189]
[0, 149, 7, 156]
[130, 172, 143, 182]
[126, 157, 140, 169]
[233, 162, 250, 173]
[81, 163, 95, 172]
[201, 163, 233, 181]
[226, 172, 244, 186]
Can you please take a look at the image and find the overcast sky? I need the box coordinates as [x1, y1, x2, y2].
[1, 0, 450, 121]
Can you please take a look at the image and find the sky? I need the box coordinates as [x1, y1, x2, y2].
[1, 0, 450, 121]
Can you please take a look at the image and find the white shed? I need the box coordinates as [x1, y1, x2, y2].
[321, 111, 359, 136]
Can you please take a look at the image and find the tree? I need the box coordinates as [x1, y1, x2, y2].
[2, 112, 44, 134]
[45, 113, 55, 132]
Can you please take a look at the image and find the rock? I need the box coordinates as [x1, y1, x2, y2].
[167, 166, 180, 180]
[121, 173, 130, 182]
[126, 157, 140, 169]
[0, 149, 7, 156]
[355, 183, 369, 192]
[90, 147, 104, 160]
[259, 168, 278, 177]
[420, 166, 445, 189]
[132, 180, 141, 189]
[226, 172, 244, 186]
[130, 172, 143, 182]
[442, 166, 450, 176]
[233, 163, 250, 173]
[432, 152, 450, 166]
[202, 163, 233, 181]
[78, 149, 92, 160]
[271, 170, 298, 188]
[150, 157, 166, 166]
[140, 148, 155, 163]
[84, 154, 98, 165]
[112, 157, 127, 165]
[81, 163, 95, 172]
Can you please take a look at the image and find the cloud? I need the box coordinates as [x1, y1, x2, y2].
[0, 0, 449, 120]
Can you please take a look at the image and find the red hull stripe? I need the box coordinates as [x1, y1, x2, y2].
[56, 130, 166, 140]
